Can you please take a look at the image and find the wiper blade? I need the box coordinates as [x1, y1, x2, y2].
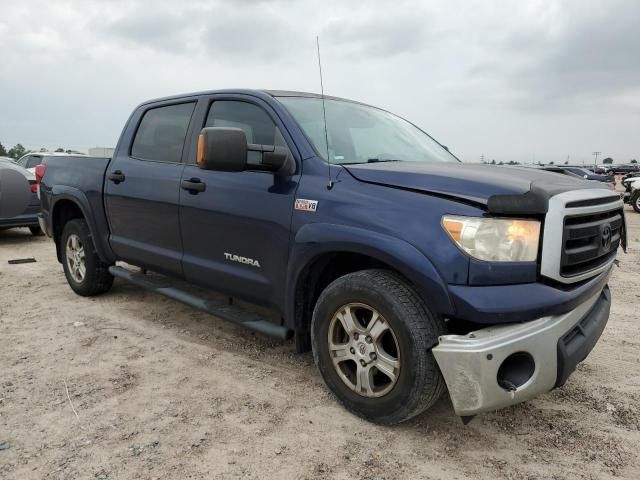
[366, 158, 402, 163]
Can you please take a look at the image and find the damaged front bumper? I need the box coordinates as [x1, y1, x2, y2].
[432, 286, 611, 417]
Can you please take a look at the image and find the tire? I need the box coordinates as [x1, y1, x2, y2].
[29, 226, 43, 236]
[632, 191, 640, 214]
[311, 269, 446, 425]
[60, 219, 114, 296]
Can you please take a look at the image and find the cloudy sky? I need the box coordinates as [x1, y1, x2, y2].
[0, 0, 638, 163]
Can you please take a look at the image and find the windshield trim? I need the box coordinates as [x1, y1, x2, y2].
[274, 95, 461, 165]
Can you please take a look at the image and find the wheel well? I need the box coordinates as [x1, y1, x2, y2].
[52, 200, 84, 261]
[293, 252, 401, 352]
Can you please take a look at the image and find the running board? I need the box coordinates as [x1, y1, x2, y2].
[108, 266, 291, 339]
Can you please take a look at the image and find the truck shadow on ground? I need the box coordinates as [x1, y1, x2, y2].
[0, 227, 41, 246]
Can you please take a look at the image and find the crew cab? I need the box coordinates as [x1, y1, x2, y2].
[37, 90, 626, 424]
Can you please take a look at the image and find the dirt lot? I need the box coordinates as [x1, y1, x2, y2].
[1, 207, 639, 480]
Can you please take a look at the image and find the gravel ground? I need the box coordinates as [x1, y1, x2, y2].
[1, 206, 639, 480]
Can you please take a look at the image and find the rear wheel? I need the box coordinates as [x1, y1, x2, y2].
[311, 269, 445, 425]
[60, 219, 113, 296]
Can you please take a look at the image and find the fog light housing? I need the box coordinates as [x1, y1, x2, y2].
[497, 352, 535, 391]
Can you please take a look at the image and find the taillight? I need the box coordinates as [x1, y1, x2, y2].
[34, 164, 46, 199]
[35, 164, 46, 185]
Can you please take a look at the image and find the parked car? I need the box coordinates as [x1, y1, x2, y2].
[622, 174, 640, 213]
[38, 89, 625, 424]
[0, 158, 42, 235]
[604, 164, 640, 175]
[17, 152, 85, 174]
[543, 166, 615, 188]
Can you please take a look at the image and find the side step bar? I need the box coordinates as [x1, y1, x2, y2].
[108, 266, 291, 340]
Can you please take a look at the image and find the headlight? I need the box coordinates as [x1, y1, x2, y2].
[442, 215, 541, 262]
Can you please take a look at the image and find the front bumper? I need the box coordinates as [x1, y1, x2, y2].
[433, 286, 610, 416]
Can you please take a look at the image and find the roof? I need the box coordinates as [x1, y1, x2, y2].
[139, 89, 371, 108]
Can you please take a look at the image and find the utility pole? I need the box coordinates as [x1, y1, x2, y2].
[592, 151, 601, 171]
[480, 154, 484, 164]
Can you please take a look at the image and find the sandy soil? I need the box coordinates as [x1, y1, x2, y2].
[1, 207, 639, 480]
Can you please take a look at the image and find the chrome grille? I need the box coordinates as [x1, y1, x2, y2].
[560, 209, 622, 277]
[540, 189, 624, 284]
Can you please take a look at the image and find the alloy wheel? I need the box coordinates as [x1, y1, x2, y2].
[65, 233, 86, 283]
[327, 303, 401, 398]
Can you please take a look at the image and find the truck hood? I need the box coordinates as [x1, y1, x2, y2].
[343, 162, 611, 214]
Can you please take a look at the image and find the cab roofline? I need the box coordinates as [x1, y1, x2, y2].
[137, 89, 374, 109]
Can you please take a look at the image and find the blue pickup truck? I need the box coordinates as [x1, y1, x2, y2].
[38, 90, 625, 424]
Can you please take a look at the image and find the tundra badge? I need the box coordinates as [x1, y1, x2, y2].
[224, 253, 261, 268]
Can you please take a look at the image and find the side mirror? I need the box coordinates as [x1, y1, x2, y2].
[262, 146, 295, 175]
[197, 127, 295, 175]
[197, 127, 248, 172]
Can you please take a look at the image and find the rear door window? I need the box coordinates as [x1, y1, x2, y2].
[131, 102, 196, 163]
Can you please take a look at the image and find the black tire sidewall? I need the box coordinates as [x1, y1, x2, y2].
[311, 271, 441, 423]
[632, 192, 640, 213]
[61, 219, 107, 295]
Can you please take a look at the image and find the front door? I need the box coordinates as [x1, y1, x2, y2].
[104, 101, 196, 277]
[179, 97, 300, 308]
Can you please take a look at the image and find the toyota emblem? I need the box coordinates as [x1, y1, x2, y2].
[601, 224, 612, 250]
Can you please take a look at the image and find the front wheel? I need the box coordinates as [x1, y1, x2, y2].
[60, 219, 114, 296]
[311, 269, 446, 425]
[632, 191, 640, 213]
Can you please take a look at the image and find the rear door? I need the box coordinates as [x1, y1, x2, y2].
[178, 96, 300, 308]
[104, 101, 196, 277]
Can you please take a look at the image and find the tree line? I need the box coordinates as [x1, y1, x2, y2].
[0, 141, 82, 159]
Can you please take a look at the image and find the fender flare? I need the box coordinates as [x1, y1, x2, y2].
[285, 223, 456, 328]
[50, 185, 115, 264]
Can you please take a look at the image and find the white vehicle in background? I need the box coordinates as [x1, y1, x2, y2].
[16, 152, 85, 174]
[622, 176, 640, 213]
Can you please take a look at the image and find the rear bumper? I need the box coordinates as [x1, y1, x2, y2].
[0, 211, 39, 228]
[433, 286, 610, 416]
[0, 196, 40, 228]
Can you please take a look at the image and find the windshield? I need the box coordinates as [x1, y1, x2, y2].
[277, 96, 459, 165]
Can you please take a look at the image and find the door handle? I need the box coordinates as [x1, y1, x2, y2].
[181, 178, 206, 194]
[108, 170, 125, 184]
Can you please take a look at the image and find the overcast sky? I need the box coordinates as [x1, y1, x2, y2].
[0, 0, 638, 163]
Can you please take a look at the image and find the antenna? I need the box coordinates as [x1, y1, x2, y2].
[316, 36, 333, 189]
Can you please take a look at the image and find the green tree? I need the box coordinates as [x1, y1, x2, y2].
[631, 159, 637, 164]
[602, 157, 613, 164]
[7, 143, 27, 159]
[55, 147, 65, 152]
[0, 141, 7, 157]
